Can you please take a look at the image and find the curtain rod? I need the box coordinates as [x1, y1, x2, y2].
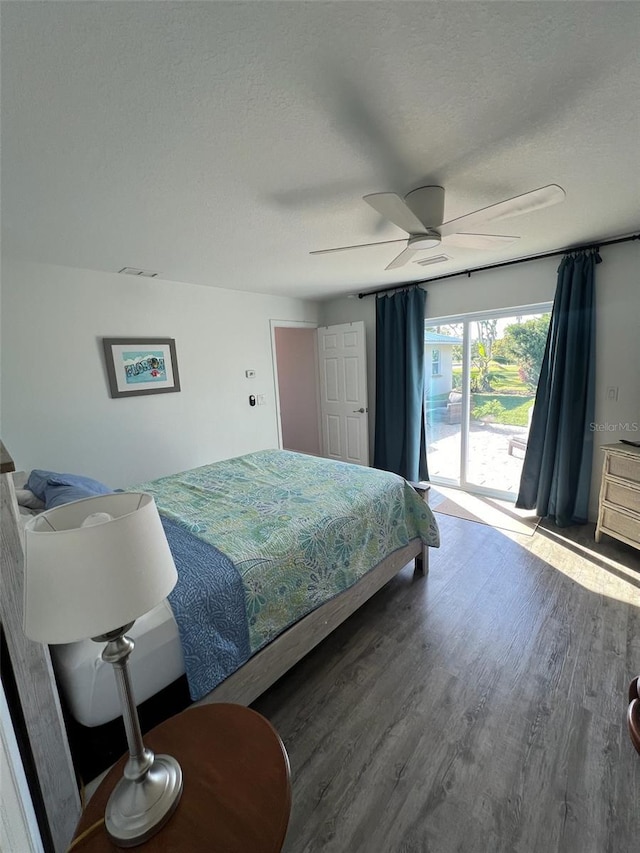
[357, 232, 640, 299]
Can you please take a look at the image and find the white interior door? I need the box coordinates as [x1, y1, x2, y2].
[317, 322, 369, 465]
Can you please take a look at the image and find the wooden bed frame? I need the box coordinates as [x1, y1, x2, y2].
[0, 452, 429, 852]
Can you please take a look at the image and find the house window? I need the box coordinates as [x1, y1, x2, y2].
[432, 349, 441, 376]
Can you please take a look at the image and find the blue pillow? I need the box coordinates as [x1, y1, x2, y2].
[26, 470, 113, 509]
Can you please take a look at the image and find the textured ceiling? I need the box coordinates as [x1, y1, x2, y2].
[2, 2, 639, 301]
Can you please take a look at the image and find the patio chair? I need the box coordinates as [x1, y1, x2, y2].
[508, 434, 528, 456]
[507, 405, 534, 457]
[446, 390, 462, 424]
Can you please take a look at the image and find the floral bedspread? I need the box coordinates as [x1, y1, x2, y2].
[134, 449, 440, 657]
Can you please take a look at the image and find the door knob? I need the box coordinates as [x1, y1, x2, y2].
[353, 407, 366, 413]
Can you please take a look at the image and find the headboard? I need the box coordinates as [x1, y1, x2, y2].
[0, 446, 81, 852]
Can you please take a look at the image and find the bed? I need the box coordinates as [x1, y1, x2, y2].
[1, 446, 439, 851]
[49, 449, 439, 725]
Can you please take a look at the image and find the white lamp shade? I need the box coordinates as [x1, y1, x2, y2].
[23, 493, 178, 644]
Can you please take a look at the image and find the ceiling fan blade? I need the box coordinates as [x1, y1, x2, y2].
[385, 246, 421, 271]
[439, 184, 566, 237]
[363, 193, 427, 235]
[310, 238, 406, 256]
[443, 233, 520, 249]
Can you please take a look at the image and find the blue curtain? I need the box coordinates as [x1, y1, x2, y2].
[373, 287, 428, 482]
[516, 250, 600, 526]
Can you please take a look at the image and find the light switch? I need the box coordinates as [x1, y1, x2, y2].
[606, 386, 618, 401]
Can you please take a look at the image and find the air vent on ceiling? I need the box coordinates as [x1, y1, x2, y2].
[413, 254, 451, 267]
[118, 267, 159, 278]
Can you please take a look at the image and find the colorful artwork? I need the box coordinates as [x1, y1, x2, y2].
[122, 351, 166, 384]
[103, 338, 181, 398]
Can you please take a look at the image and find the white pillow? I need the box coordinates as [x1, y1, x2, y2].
[15, 488, 45, 510]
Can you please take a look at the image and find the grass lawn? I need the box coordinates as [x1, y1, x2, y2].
[489, 363, 530, 393]
[450, 361, 534, 425]
[472, 393, 534, 426]
[441, 361, 535, 425]
[453, 362, 534, 394]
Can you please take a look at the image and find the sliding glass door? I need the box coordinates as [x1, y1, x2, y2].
[425, 305, 551, 500]
[424, 323, 464, 484]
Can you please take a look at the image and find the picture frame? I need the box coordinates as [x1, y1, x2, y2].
[102, 338, 181, 398]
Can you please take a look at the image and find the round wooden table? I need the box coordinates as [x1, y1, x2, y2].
[71, 704, 291, 852]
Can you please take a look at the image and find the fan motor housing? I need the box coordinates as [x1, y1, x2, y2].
[408, 231, 441, 250]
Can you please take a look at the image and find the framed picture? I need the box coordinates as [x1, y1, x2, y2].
[103, 338, 181, 398]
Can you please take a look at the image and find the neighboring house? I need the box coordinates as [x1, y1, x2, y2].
[424, 332, 463, 399]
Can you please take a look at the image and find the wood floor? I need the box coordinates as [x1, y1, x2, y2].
[252, 512, 640, 853]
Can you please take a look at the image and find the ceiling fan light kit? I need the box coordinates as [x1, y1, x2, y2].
[313, 183, 566, 270]
[407, 232, 441, 250]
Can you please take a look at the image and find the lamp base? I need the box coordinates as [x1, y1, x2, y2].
[105, 754, 183, 847]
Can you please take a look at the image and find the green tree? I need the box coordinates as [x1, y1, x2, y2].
[469, 321, 499, 391]
[476, 319, 498, 360]
[470, 341, 495, 391]
[502, 315, 550, 390]
[490, 337, 508, 363]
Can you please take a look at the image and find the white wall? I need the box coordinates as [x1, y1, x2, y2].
[423, 256, 558, 317]
[0, 260, 319, 486]
[320, 241, 640, 520]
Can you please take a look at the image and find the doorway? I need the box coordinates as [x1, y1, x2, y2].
[425, 304, 552, 500]
[271, 321, 322, 457]
[271, 320, 370, 465]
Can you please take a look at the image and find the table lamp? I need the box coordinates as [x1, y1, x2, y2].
[23, 492, 183, 848]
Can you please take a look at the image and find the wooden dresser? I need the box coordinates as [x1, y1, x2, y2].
[595, 442, 640, 551]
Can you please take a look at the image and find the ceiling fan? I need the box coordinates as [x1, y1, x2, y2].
[311, 184, 566, 270]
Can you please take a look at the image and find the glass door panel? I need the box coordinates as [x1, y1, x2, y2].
[424, 323, 464, 484]
[425, 307, 551, 499]
[464, 312, 550, 496]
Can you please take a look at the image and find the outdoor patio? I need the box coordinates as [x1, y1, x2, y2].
[427, 419, 529, 495]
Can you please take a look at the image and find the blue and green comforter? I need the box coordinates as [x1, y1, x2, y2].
[133, 449, 440, 700]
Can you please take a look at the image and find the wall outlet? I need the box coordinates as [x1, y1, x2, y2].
[606, 386, 619, 401]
